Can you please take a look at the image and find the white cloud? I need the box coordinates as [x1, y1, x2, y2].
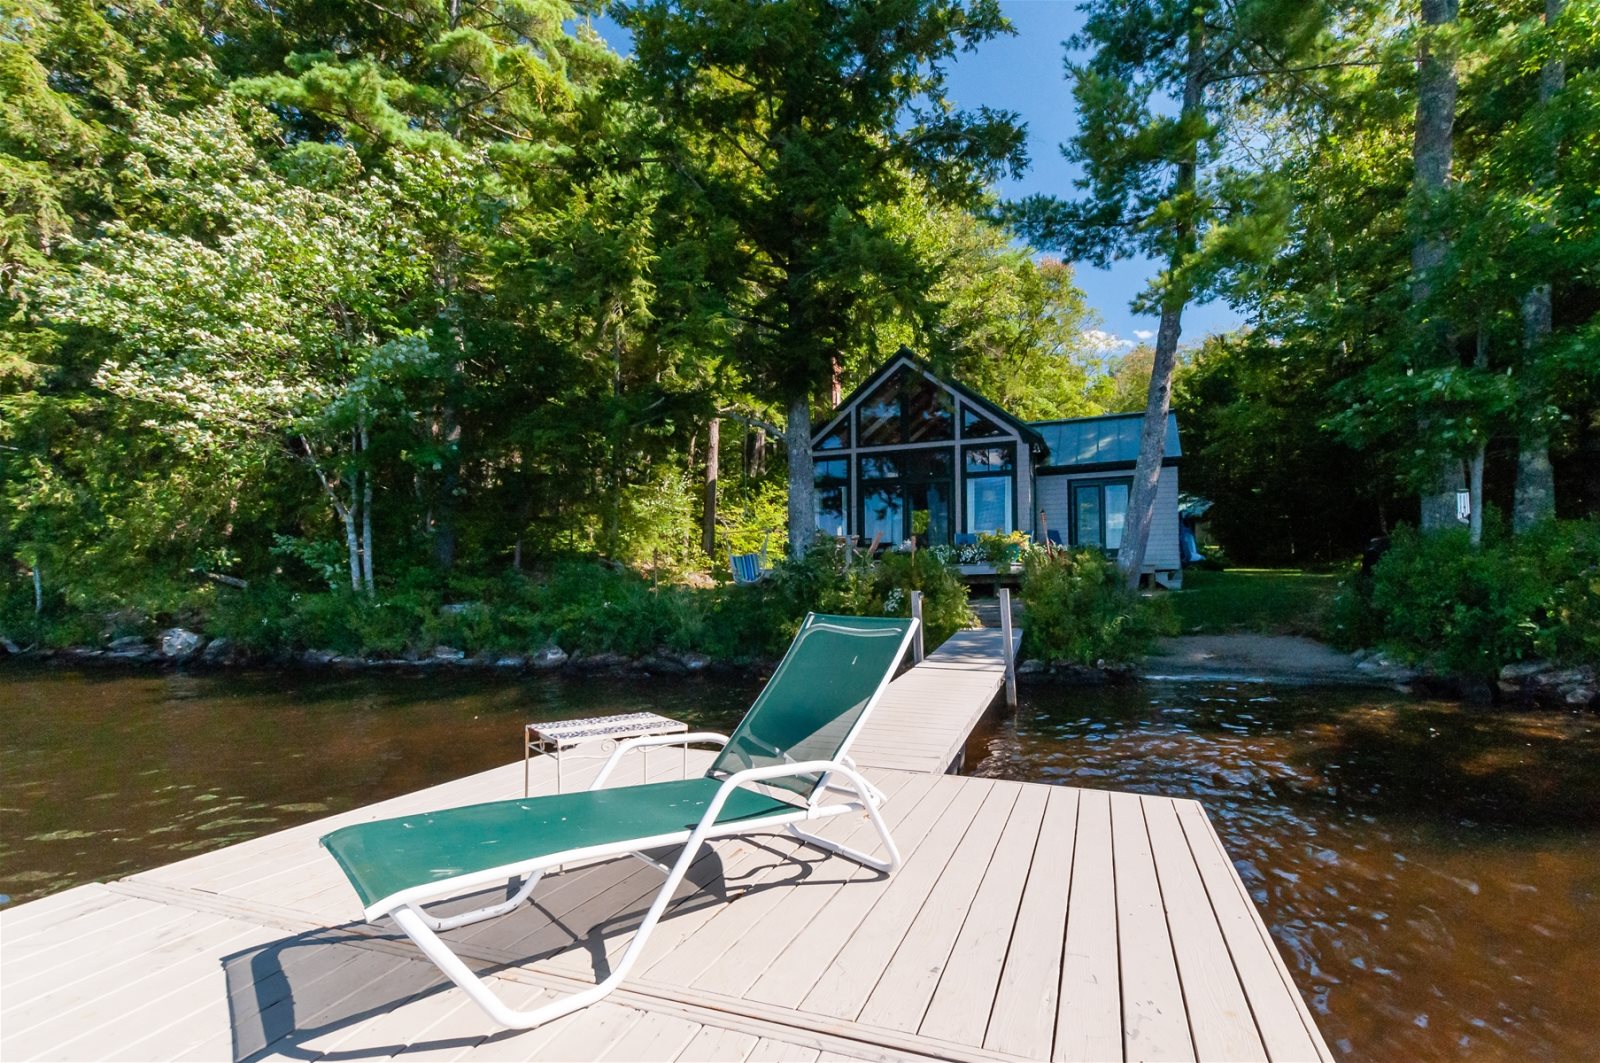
[1133, 329, 1154, 341]
[1080, 328, 1136, 354]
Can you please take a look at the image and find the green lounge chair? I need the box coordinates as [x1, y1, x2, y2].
[320, 612, 916, 1030]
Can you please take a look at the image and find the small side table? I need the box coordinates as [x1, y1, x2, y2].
[525, 712, 690, 795]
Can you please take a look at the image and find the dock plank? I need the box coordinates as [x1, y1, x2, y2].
[676, 1025, 761, 1061]
[1144, 796, 1267, 1062]
[1175, 800, 1333, 1062]
[855, 782, 1022, 1032]
[1110, 790, 1194, 1062]
[797, 780, 996, 1020]
[922, 781, 1050, 1050]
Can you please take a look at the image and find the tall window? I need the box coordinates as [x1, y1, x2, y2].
[963, 444, 1015, 535]
[814, 458, 849, 537]
[856, 367, 954, 446]
[857, 450, 952, 546]
[1071, 479, 1130, 554]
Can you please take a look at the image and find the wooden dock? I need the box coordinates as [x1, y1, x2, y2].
[0, 632, 1330, 1062]
[849, 627, 1018, 775]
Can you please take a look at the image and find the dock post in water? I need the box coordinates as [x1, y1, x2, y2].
[998, 586, 1017, 707]
[909, 590, 925, 662]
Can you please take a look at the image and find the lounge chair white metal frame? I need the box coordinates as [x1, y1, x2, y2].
[326, 614, 916, 1032]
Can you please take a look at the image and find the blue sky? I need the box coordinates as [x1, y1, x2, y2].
[582, 1, 1243, 351]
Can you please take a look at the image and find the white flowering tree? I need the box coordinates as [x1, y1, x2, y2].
[32, 100, 443, 595]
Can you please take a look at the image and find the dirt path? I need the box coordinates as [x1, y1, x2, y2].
[1140, 633, 1415, 685]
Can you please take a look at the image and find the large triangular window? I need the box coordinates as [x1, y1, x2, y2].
[856, 366, 954, 446]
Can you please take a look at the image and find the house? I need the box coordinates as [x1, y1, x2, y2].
[810, 348, 1183, 583]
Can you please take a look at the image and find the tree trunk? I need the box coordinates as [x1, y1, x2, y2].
[1413, 0, 1464, 531]
[341, 502, 361, 594]
[1469, 326, 1487, 546]
[359, 425, 375, 596]
[32, 564, 42, 615]
[751, 426, 766, 478]
[702, 418, 720, 557]
[1119, 14, 1204, 590]
[785, 396, 815, 559]
[304, 437, 362, 593]
[1121, 306, 1183, 588]
[1515, 0, 1564, 532]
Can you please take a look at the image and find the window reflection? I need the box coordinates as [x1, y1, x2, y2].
[856, 367, 953, 446]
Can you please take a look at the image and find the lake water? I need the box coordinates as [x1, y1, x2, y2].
[3, 665, 1597, 1060]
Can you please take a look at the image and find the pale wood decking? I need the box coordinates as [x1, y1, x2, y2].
[0, 631, 1331, 1062]
[849, 628, 1019, 776]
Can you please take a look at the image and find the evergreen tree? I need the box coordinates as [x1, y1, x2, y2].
[616, 0, 1026, 555]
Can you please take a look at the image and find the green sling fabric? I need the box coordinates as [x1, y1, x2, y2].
[706, 613, 913, 796]
[322, 777, 798, 909]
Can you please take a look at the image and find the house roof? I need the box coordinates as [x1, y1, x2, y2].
[813, 348, 1046, 450]
[1030, 412, 1182, 468]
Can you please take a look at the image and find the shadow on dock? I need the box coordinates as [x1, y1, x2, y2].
[219, 838, 874, 1061]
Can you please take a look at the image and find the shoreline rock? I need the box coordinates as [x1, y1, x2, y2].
[1498, 660, 1597, 710]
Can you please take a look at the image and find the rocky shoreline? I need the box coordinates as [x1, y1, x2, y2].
[0, 627, 777, 679]
[3, 626, 1593, 710]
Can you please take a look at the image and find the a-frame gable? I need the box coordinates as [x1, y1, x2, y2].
[812, 347, 1043, 450]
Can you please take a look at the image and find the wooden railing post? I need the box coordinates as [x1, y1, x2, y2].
[909, 590, 925, 663]
[998, 586, 1017, 707]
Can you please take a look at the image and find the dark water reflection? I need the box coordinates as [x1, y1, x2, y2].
[964, 683, 1600, 1062]
[0, 665, 754, 905]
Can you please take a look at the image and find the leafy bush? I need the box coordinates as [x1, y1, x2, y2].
[4, 540, 984, 665]
[1019, 547, 1168, 665]
[872, 550, 976, 645]
[1329, 519, 1600, 679]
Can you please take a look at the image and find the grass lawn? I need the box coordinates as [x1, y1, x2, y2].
[1167, 567, 1346, 637]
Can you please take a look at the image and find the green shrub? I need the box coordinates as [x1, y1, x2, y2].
[1330, 519, 1600, 679]
[871, 549, 975, 646]
[1019, 547, 1168, 665]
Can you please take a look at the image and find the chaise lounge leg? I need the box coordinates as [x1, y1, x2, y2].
[788, 769, 902, 873]
[388, 829, 716, 1030]
[412, 870, 545, 933]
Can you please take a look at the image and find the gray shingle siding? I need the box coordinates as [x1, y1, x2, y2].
[1034, 465, 1181, 572]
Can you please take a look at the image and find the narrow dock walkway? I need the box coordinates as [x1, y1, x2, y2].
[0, 629, 1330, 1062]
[849, 627, 1019, 775]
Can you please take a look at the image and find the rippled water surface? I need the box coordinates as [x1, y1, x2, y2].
[964, 682, 1600, 1062]
[0, 665, 753, 905]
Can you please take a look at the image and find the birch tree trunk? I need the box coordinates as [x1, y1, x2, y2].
[1515, 0, 1563, 532]
[1119, 15, 1204, 590]
[785, 396, 815, 559]
[359, 424, 375, 596]
[304, 437, 362, 593]
[702, 418, 719, 557]
[1469, 326, 1488, 546]
[1413, 0, 1465, 532]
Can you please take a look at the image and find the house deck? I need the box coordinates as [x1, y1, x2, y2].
[1, 635, 1329, 1062]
